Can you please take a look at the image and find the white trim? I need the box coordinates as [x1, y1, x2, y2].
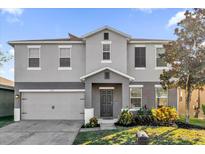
[58, 45, 72, 48]
[102, 41, 111, 61]
[27, 45, 41, 48]
[58, 46, 72, 69]
[80, 67, 135, 81]
[58, 67, 72, 70]
[9, 41, 83, 45]
[155, 45, 163, 48]
[135, 67, 146, 70]
[129, 41, 170, 44]
[129, 86, 143, 109]
[99, 87, 115, 90]
[155, 67, 169, 70]
[27, 46, 41, 69]
[101, 40, 112, 44]
[101, 60, 112, 63]
[155, 46, 168, 69]
[129, 85, 144, 88]
[19, 89, 85, 92]
[154, 85, 162, 88]
[82, 26, 131, 38]
[154, 85, 169, 108]
[27, 67, 41, 70]
[134, 44, 146, 47]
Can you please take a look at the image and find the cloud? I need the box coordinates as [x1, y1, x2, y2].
[136, 8, 153, 14]
[9, 48, 14, 56]
[167, 11, 186, 27]
[10, 67, 14, 73]
[131, 8, 160, 14]
[0, 8, 24, 23]
[0, 8, 23, 16]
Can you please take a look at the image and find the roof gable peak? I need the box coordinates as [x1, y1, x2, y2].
[82, 26, 131, 39]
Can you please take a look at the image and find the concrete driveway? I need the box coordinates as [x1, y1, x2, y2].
[0, 120, 82, 145]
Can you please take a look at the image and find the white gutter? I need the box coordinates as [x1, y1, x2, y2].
[19, 89, 85, 92]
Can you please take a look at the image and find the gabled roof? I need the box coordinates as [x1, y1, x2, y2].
[80, 67, 135, 81]
[82, 25, 132, 39]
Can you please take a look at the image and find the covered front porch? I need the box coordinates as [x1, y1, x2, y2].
[80, 67, 135, 123]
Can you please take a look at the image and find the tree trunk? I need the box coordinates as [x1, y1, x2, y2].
[194, 89, 200, 118]
[185, 75, 192, 124]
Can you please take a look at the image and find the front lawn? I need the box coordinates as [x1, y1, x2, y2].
[179, 116, 205, 128]
[0, 116, 13, 128]
[73, 126, 205, 145]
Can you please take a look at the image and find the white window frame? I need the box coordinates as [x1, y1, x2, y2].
[155, 45, 168, 70]
[155, 85, 168, 108]
[27, 45, 41, 70]
[134, 45, 146, 70]
[129, 85, 143, 110]
[58, 45, 72, 70]
[101, 41, 112, 63]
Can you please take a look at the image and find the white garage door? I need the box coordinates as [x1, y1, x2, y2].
[21, 91, 85, 120]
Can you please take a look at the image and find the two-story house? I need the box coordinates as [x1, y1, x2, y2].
[9, 26, 177, 123]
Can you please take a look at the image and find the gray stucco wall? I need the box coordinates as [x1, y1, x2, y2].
[85, 30, 128, 74]
[84, 69, 130, 110]
[92, 84, 122, 118]
[14, 44, 85, 82]
[127, 43, 164, 82]
[0, 89, 14, 117]
[130, 82, 177, 109]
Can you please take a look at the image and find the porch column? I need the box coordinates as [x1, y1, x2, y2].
[84, 81, 94, 124]
[122, 81, 130, 108]
[85, 81, 92, 108]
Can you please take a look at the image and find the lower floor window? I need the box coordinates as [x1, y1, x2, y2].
[155, 86, 168, 107]
[130, 87, 142, 108]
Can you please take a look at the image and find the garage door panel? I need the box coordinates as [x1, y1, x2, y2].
[21, 92, 84, 120]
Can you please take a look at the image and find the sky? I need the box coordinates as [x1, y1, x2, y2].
[0, 8, 186, 81]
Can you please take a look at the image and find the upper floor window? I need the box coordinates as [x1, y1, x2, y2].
[101, 41, 111, 63]
[59, 45, 72, 70]
[130, 85, 143, 109]
[156, 46, 167, 68]
[155, 85, 168, 108]
[104, 32, 109, 40]
[28, 46, 41, 70]
[135, 47, 146, 68]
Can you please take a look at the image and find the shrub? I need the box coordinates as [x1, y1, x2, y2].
[117, 109, 133, 126]
[83, 117, 99, 128]
[202, 104, 205, 115]
[151, 106, 178, 125]
[133, 108, 156, 126]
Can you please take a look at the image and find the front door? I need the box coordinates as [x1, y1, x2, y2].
[100, 89, 113, 117]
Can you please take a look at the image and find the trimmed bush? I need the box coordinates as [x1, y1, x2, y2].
[83, 117, 99, 128]
[151, 106, 178, 125]
[133, 108, 156, 126]
[202, 104, 205, 115]
[117, 109, 133, 126]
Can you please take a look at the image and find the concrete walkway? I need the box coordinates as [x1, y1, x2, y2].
[0, 120, 82, 145]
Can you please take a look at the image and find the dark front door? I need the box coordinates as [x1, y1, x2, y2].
[100, 89, 113, 117]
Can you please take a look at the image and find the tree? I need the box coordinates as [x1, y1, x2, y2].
[0, 48, 13, 68]
[160, 9, 205, 123]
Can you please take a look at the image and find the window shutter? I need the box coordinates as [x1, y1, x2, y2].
[135, 47, 146, 67]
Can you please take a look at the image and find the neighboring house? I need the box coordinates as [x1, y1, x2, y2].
[178, 88, 205, 119]
[9, 26, 177, 123]
[0, 77, 14, 117]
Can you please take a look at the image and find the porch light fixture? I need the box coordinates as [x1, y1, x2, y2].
[15, 94, 20, 99]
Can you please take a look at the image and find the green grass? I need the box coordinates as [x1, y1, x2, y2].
[73, 126, 205, 145]
[0, 116, 14, 128]
[179, 116, 205, 128]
